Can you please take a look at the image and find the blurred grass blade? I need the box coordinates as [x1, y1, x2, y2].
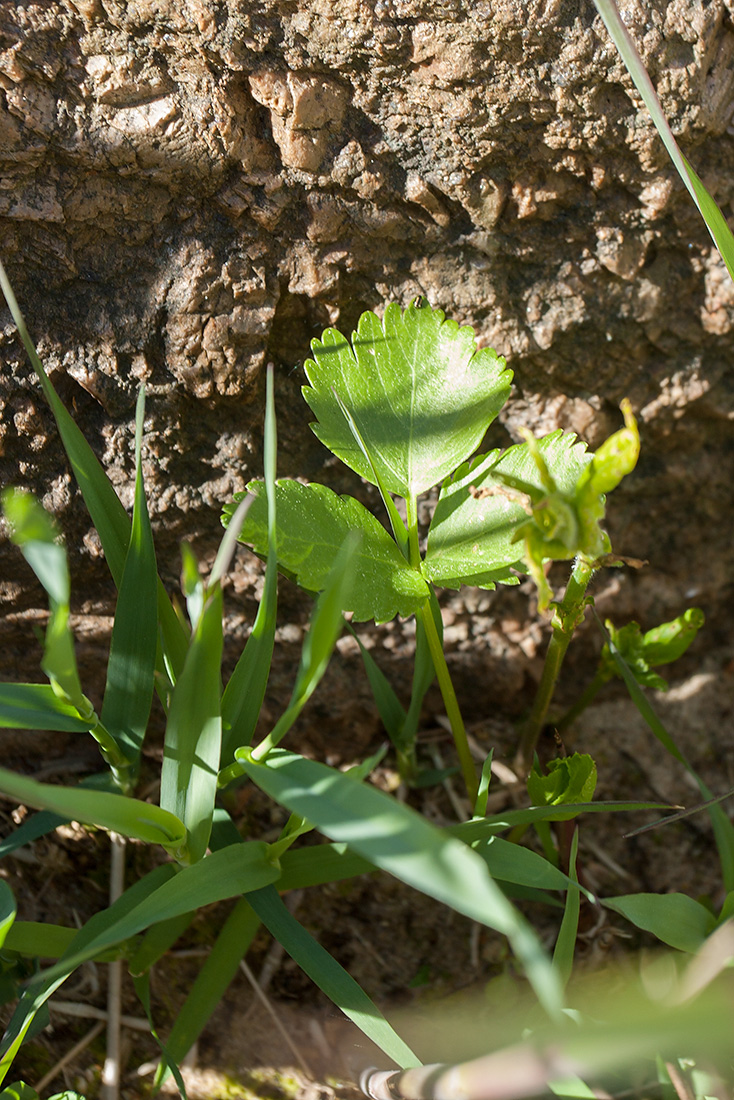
[99, 389, 157, 775]
[0, 883, 16, 951]
[247, 884, 421, 1069]
[552, 828, 581, 990]
[161, 580, 224, 864]
[0, 684, 93, 732]
[251, 533, 359, 760]
[155, 898, 261, 1089]
[594, 0, 734, 281]
[0, 257, 187, 683]
[0, 767, 186, 849]
[238, 748, 563, 1019]
[598, 611, 734, 893]
[221, 365, 279, 762]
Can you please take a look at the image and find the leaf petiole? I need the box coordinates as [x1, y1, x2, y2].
[418, 599, 478, 809]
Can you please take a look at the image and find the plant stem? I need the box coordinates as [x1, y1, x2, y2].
[419, 600, 478, 808]
[516, 556, 596, 776]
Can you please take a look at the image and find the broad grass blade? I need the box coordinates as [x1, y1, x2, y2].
[161, 584, 224, 864]
[278, 842, 374, 890]
[99, 389, 157, 773]
[238, 749, 563, 1019]
[603, 893, 715, 953]
[0, 767, 186, 849]
[552, 828, 581, 990]
[0, 684, 93, 732]
[221, 367, 279, 761]
[3, 923, 76, 960]
[155, 898, 261, 1088]
[594, 0, 734, 282]
[247, 884, 421, 1068]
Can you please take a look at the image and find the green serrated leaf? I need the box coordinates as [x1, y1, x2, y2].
[227, 480, 428, 624]
[424, 431, 591, 589]
[302, 299, 512, 498]
[527, 754, 598, 808]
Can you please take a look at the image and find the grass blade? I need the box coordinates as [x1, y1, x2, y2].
[0, 768, 186, 849]
[251, 533, 359, 760]
[552, 828, 581, 990]
[0, 257, 188, 683]
[99, 390, 157, 776]
[155, 898, 261, 1087]
[161, 584, 224, 864]
[247, 884, 421, 1068]
[0, 882, 16, 951]
[0, 842, 280, 1082]
[221, 366, 279, 761]
[594, 0, 734, 281]
[0, 684, 93, 733]
[238, 748, 563, 1019]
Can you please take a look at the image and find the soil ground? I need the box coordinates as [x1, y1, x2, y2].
[1, 578, 732, 1100]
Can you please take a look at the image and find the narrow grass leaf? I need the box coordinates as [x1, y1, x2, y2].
[0, 685, 93, 733]
[252, 534, 359, 758]
[221, 371, 279, 761]
[552, 828, 581, 990]
[603, 893, 715, 953]
[0, 863, 176, 1083]
[0, 768, 186, 849]
[453, 800, 674, 843]
[225, 480, 428, 624]
[99, 389, 157, 769]
[238, 749, 563, 1019]
[594, 0, 734, 282]
[247, 884, 421, 1068]
[0, 883, 16, 950]
[0, 840, 280, 1075]
[155, 898, 261, 1088]
[303, 299, 513, 498]
[161, 586, 224, 863]
[0, 259, 187, 685]
[128, 912, 194, 976]
[349, 626, 407, 745]
[131, 970, 189, 1100]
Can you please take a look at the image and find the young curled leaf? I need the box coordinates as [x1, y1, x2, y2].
[600, 608, 705, 691]
[527, 753, 598, 816]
